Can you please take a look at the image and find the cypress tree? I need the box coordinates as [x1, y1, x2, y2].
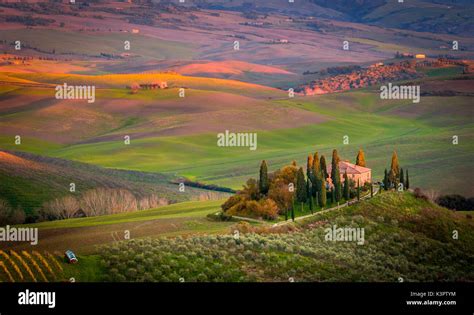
[355, 148, 366, 167]
[400, 168, 405, 190]
[405, 169, 410, 189]
[336, 181, 342, 202]
[306, 179, 313, 210]
[331, 149, 342, 202]
[320, 155, 328, 180]
[307, 154, 314, 179]
[390, 151, 400, 180]
[312, 152, 320, 189]
[383, 169, 389, 191]
[259, 160, 269, 195]
[330, 149, 338, 184]
[315, 191, 319, 208]
[312, 154, 322, 198]
[388, 169, 396, 189]
[291, 203, 295, 222]
[296, 167, 307, 212]
[313, 152, 320, 175]
[331, 187, 335, 203]
[370, 183, 373, 198]
[320, 176, 327, 207]
[343, 171, 350, 200]
[332, 149, 340, 165]
[357, 179, 360, 201]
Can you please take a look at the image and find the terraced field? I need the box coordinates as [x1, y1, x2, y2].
[0, 249, 67, 282]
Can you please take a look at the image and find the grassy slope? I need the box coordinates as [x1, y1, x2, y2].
[0, 29, 196, 60]
[361, 0, 474, 35]
[27, 199, 224, 229]
[69, 192, 474, 282]
[0, 150, 224, 214]
[3, 72, 283, 98]
[0, 200, 233, 258]
[1, 72, 472, 197]
[45, 89, 474, 195]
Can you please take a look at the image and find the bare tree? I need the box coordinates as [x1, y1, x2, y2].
[43, 196, 79, 219]
[425, 189, 440, 203]
[79, 188, 138, 216]
[138, 194, 168, 210]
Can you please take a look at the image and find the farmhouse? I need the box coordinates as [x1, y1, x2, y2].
[138, 81, 168, 89]
[326, 161, 371, 187]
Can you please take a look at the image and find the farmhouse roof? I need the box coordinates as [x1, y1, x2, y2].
[327, 160, 371, 175]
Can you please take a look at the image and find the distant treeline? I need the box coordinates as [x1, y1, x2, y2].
[4, 15, 55, 26]
[436, 194, 474, 211]
[421, 91, 474, 97]
[173, 179, 236, 194]
[413, 189, 474, 211]
[303, 65, 361, 76]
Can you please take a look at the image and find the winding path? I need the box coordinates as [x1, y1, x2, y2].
[231, 186, 380, 227]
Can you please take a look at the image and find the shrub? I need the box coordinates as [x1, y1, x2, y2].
[221, 194, 243, 212]
[226, 199, 279, 220]
[436, 194, 474, 211]
[0, 199, 25, 225]
[413, 188, 428, 201]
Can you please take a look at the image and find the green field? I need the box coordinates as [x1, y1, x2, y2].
[0, 149, 227, 216]
[422, 66, 465, 77]
[37, 93, 474, 195]
[1, 74, 472, 196]
[0, 200, 235, 255]
[28, 199, 226, 229]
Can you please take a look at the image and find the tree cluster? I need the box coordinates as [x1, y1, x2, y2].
[382, 151, 409, 191]
[222, 149, 368, 221]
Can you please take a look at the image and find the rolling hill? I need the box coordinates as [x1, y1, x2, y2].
[193, 0, 474, 35]
[0, 1, 472, 289]
[3, 191, 471, 282]
[0, 149, 229, 220]
[92, 191, 474, 282]
[0, 199, 231, 255]
[1, 70, 472, 197]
